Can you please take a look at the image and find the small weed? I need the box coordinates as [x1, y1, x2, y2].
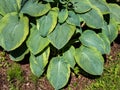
[7, 63, 24, 89]
[29, 73, 39, 84]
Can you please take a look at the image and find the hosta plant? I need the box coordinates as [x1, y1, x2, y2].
[0, 0, 120, 89]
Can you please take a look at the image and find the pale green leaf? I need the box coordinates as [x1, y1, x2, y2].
[80, 30, 110, 54]
[21, 0, 51, 17]
[58, 9, 68, 23]
[0, 13, 29, 51]
[27, 25, 49, 55]
[30, 47, 50, 77]
[47, 56, 70, 90]
[37, 7, 58, 37]
[48, 23, 76, 49]
[75, 46, 104, 75]
[78, 8, 104, 29]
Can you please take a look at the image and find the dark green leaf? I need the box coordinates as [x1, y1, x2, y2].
[66, 11, 80, 26]
[48, 23, 76, 49]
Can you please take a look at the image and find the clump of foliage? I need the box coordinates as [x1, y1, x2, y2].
[7, 63, 23, 82]
[7, 63, 24, 90]
[0, 0, 120, 89]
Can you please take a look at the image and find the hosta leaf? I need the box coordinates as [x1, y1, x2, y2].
[0, 0, 19, 16]
[75, 45, 104, 75]
[80, 30, 110, 54]
[47, 56, 70, 90]
[58, 9, 68, 23]
[9, 42, 29, 61]
[37, 7, 58, 37]
[89, 0, 110, 14]
[102, 21, 118, 43]
[71, 0, 92, 13]
[0, 13, 29, 51]
[43, 0, 54, 2]
[21, 0, 51, 17]
[109, 4, 120, 24]
[66, 11, 80, 26]
[63, 46, 76, 69]
[27, 25, 49, 55]
[78, 8, 104, 29]
[48, 23, 76, 49]
[30, 47, 50, 77]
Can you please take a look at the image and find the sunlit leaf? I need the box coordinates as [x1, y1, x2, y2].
[75, 45, 104, 75]
[80, 30, 110, 54]
[30, 47, 50, 77]
[48, 23, 76, 49]
[47, 56, 70, 89]
[21, 0, 51, 16]
[27, 25, 49, 55]
[0, 13, 29, 51]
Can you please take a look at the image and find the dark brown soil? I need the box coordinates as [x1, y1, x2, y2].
[0, 33, 120, 90]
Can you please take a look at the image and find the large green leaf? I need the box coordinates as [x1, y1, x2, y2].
[48, 23, 76, 49]
[63, 46, 76, 69]
[37, 7, 58, 37]
[109, 4, 120, 24]
[9, 42, 29, 61]
[58, 9, 68, 23]
[30, 47, 50, 77]
[80, 30, 110, 54]
[21, 0, 51, 17]
[0, 13, 29, 51]
[0, 0, 20, 16]
[66, 11, 80, 26]
[27, 25, 49, 55]
[89, 0, 110, 14]
[102, 21, 118, 43]
[71, 0, 92, 13]
[78, 8, 104, 29]
[75, 46, 104, 75]
[47, 56, 70, 90]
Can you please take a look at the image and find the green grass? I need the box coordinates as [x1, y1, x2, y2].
[85, 56, 120, 90]
[7, 63, 24, 90]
